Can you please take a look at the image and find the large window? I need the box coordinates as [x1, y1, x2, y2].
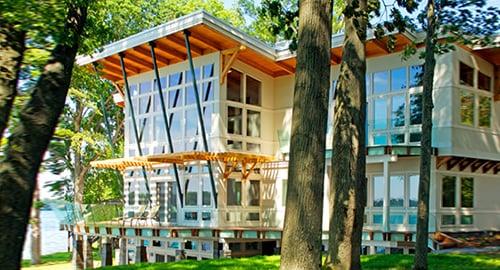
[409, 175, 419, 207]
[248, 180, 260, 206]
[185, 178, 198, 206]
[478, 96, 491, 128]
[442, 176, 456, 207]
[459, 62, 474, 87]
[460, 91, 475, 126]
[373, 176, 384, 207]
[461, 177, 474, 208]
[227, 69, 243, 102]
[390, 175, 404, 207]
[246, 76, 261, 105]
[247, 110, 261, 137]
[478, 72, 491, 91]
[227, 179, 242, 206]
[227, 107, 242, 135]
[202, 177, 211, 206]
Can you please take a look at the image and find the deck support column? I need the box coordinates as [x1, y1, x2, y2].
[382, 160, 390, 233]
[118, 237, 127, 265]
[101, 237, 113, 267]
[183, 30, 218, 208]
[73, 234, 84, 270]
[135, 240, 147, 263]
[84, 236, 94, 269]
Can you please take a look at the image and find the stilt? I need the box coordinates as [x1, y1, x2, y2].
[101, 237, 113, 266]
[118, 237, 127, 265]
[73, 234, 84, 270]
[84, 236, 94, 269]
[135, 239, 147, 263]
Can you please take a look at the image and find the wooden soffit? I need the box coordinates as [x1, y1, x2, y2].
[436, 156, 500, 174]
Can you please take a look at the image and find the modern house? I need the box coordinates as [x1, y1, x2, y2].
[70, 11, 500, 265]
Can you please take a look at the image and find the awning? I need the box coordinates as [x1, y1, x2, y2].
[90, 158, 160, 170]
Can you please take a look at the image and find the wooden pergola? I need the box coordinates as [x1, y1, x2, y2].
[91, 151, 275, 180]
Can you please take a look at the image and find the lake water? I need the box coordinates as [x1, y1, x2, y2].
[22, 210, 68, 260]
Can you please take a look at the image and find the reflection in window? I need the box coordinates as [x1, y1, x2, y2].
[373, 176, 384, 207]
[409, 132, 421, 143]
[442, 176, 456, 207]
[140, 81, 152, 94]
[441, 215, 455, 225]
[168, 89, 182, 108]
[246, 75, 261, 105]
[185, 85, 197, 105]
[478, 96, 491, 128]
[459, 62, 474, 87]
[390, 215, 404, 224]
[391, 133, 405, 144]
[366, 74, 371, 95]
[227, 140, 242, 150]
[391, 95, 405, 127]
[410, 93, 422, 125]
[460, 91, 474, 126]
[247, 143, 261, 153]
[478, 72, 491, 91]
[227, 179, 242, 206]
[409, 214, 417, 225]
[185, 109, 198, 137]
[282, 180, 287, 206]
[130, 84, 138, 96]
[410, 65, 423, 87]
[202, 82, 214, 101]
[409, 175, 419, 207]
[461, 177, 473, 208]
[248, 180, 260, 206]
[373, 71, 389, 94]
[169, 112, 182, 139]
[154, 116, 166, 142]
[391, 67, 407, 91]
[185, 179, 198, 206]
[373, 98, 387, 130]
[202, 177, 211, 206]
[247, 110, 261, 137]
[390, 175, 404, 207]
[373, 134, 387, 145]
[373, 214, 383, 224]
[227, 69, 243, 102]
[203, 64, 214, 79]
[139, 96, 150, 115]
[203, 105, 213, 135]
[460, 215, 473, 225]
[227, 106, 242, 135]
[153, 77, 167, 90]
[128, 182, 135, 205]
[139, 117, 151, 143]
[186, 67, 201, 83]
[169, 72, 183, 87]
[154, 92, 167, 112]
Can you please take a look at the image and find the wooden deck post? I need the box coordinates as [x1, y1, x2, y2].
[101, 237, 113, 266]
[72, 234, 84, 270]
[84, 236, 94, 269]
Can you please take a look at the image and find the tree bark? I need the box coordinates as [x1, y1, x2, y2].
[414, 0, 436, 269]
[30, 183, 41, 265]
[279, 1, 332, 270]
[325, 0, 367, 269]
[0, 3, 88, 269]
[0, 18, 25, 139]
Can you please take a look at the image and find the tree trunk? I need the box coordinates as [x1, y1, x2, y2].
[325, 0, 367, 269]
[30, 183, 41, 265]
[280, 1, 332, 270]
[0, 3, 88, 269]
[414, 0, 436, 269]
[0, 18, 25, 139]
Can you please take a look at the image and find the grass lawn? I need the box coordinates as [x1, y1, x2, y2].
[100, 253, 500, 270]
[21, 252, 72, 268]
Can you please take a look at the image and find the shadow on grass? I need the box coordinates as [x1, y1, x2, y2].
[361, 254, 500, 270]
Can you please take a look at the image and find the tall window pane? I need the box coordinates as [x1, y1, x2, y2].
[410, 93, 422, 125]
[139, 81, 152, 94]
[185, 85, 197, 105]
[391, 67, 407, 91]
[409, 65, 423, 87]
[202, 177, 211, 206]
[169, 72, 183, 87]
[227, 179, 242, 206]
[391, 95, 406, 127]
[246, 76, 261, 105]
[461, 177, 474, 208]
[186, 67, 201, 83]
[170, 112, 182, 139]
[247, 110, 261, 137]
[373, 71, 389, 94]
[203, 105, 213, 136]
[409, 175, 419, 207]
[227, 69, 242, 102]
[248, 180, 260, 206]
[478, 96, 491, 128]
[373, 176, 384, 207]
[185, 109, 198, 137]
[154, 116, 166, 142]
[374, 98, 387, 130]
[203, 64, 214, 79]
[390, 175, 404, 207]
[227, 106, 242, 135]
[442, 176, 456, 207]
[185, 178, 198, 206]
[459, 62, 474, 87]
[478, 72, 491, 91]
[202, 82, 214, 101]
[168, 89, 182, 108]
[460, 91, 474, 126]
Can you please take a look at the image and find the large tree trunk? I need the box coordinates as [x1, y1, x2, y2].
[280, 1, 332, 270]
[325, 0, 367, 269]
[0, 3, 88, 269]
[0, 18, 25, 139]
[30, 183, 41, 265]
[414, 0, 436, 269]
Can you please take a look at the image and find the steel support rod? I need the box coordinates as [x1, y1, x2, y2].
[119, 53, 152, 205]
[149, 41, 184, 208]
[183, 30, 218, 208]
